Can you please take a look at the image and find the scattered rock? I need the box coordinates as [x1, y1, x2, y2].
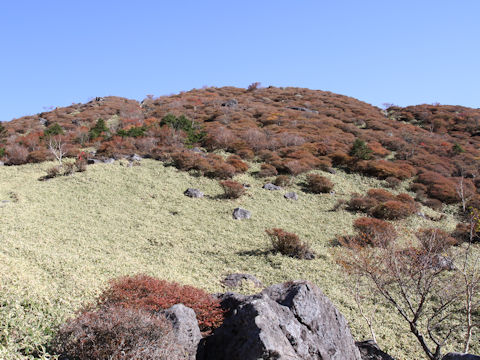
[243, 183, 251, 188]
[356, 340, 395, 360]
[130, 154, 142, 162]
[200, 281, 361, 360]
[442, 353, 480, 360]
[87, 158, 101, 165]
[284, 192, 298, 200]
[263, 183, 282, 191]
[222, 273, 263, 289]
[192, 147, 205, 153]
[39, 118, 48, 126]
[184, 188, 204, 198]
[326, 167, 337, 174]
[222, 99, 238, 107]
[162, 304, 202, 360]
[233, 208, 251, 220]
[103, 158, 115, 164]
[287, 106, 319, 114]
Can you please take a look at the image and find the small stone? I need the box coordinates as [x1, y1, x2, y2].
[103, 158, 115, 164]
[184, 188, 204, 198]
[233, 208, 251, 220]
[263, 183, 281, 191]
[222, 273, 263, 289]
[284, 192, 298, 200]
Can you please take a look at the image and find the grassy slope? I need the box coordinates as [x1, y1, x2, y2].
[0, 159, 471, 359]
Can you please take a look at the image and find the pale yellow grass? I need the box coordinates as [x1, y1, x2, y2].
[0, 159, 472, 359]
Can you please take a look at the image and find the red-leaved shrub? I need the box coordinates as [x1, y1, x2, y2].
[97, 274, 224, 333]
[371, 200, 416, 220]
[220, 180, 246, 199]
[306, 174, 334, 193]
[265, 228, 314, 260]
[352, 217, 397, 247]
[416, 228, 457, 253]
[258, 163, 278, 177]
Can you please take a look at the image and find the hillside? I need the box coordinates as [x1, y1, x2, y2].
[0, 86, 479, 359]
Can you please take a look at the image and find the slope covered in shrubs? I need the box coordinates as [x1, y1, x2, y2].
[2, 86, 480, 208]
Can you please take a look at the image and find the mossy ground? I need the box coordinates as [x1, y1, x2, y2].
[0, 159, 474, 359]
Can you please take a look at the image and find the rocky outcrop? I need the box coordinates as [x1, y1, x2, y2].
[263, 183, 282, 191]
[284, 192, 298, 200]
[200, 281, 361, 360]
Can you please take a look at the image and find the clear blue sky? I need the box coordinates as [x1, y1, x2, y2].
[1, 0, 479, 121]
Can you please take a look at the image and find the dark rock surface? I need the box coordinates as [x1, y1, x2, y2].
[200, 281, 361, 360]
[442, 353, 480, 360]
[222, 273, 263, 289]
[356, 340, 395, 360]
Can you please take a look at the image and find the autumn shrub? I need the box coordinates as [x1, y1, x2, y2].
[53, 305, 181, 360]
[170, 151, 200, 171]
[274, 175, 292, 187]
[347, 195, 378, 213]
[305, 174, 334, 193]
[329, 151, 353, 166]
[235, 148, 254, 160]
[46, 165, 62, 178]
[352, 217, 397, 247]
[6, 144, 29, 165]
[371, 200, 416, 220]
[423, 198, 443, 211]
[220, 180, 246, 199]
[27, 149, 52, 163]
[385, 176, 401, 189]
[75, 156, 87, 172]
[226, 156, 249, 173]
[205, 161, 236, 179]
[283, 159, 313, 175]
[258, 163, 278, 177]
[367, 189, 396, 203]
[63, 162, 76, 176]
[415, 228, 457, 253]
[265, 228, 314, 260]
[97, 274, 224, 333]
[451, 223, 480, 243]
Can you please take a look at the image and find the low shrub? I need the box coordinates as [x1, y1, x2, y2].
[53, 305, 181, 360]
[63, 162, 76, 176]
[367, 189, 396, 203]
[385, 176, 401, 189]
[265, 228, 314, 260]
[46, 165, 62, 178]
[351, 217, 397, 247]
[75, 157, 87, 172]
[371, 200, 416, 220]
[306, 174, 334, 193]
[220, 180, 246, 199]
[416, 228, 457, 253]
[226, 156, 249, 173]
[350, 138, 372, 160]
[423, 198, 443, 211]
[451, 223, 480, 243]
[347, 195, 378, 213]
[274, 175, 292, 187]
[258, 163, 278, 177]
[97, 274, 224, 333]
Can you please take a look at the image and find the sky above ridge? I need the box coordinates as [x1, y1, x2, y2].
[0, 0, 479, 121]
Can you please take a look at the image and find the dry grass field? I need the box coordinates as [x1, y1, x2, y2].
[0, 158, 474, 359]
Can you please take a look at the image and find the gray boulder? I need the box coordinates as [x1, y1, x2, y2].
[222, 273, 263, 289]
[356, 340, 395, 360]
[284, 192, 298, 200]
[103, 158, 115, 164]
[263, 183, 282, 191]
[233, 208, 251, 220]
[130, 153, 142, 162]
[442, 353, 480, 360]
[0, 161, 4, 166]
[200, 281, 362, 360]
[184, 188, 204, 198]
[222, 99, 238, 107]
[162, 304, 202, 360]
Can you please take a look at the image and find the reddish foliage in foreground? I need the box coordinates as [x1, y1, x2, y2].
[352, 217, 397, 247]
[53, 305, 181, 360]
[306, 174, 334, 193]
[97, 274, 224, 333]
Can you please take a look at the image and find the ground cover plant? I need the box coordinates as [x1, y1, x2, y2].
[0, 158, 475, 359]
